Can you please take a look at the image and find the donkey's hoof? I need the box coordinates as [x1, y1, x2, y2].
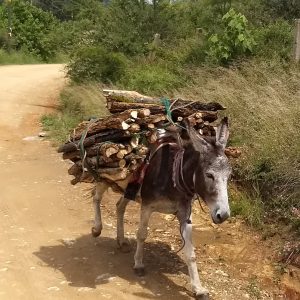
[195, 292, 209, 300]
[117, 240, 131, 253]
[134, 267, 145, 277]
[91, 226, 102, 237]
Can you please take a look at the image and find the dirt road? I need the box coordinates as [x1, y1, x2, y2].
[0, 64, 298, 300]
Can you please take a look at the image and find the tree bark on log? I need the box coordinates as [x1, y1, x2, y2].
[107, 100, 219, 121]
[58, 130, 131, 153]
[105, 90, 226, 112]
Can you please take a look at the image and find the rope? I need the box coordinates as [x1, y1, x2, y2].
[78, 118, 100, 181]
[160, 97, 186, 131]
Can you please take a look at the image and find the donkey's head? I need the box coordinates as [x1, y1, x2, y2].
[188, 117, 231, 224]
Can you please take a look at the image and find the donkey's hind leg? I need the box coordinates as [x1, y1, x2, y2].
[91, 182, 108, 237]
[134, 205, 152, 276]
[116, 196, 131, 252]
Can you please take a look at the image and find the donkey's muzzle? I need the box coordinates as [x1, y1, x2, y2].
[212, 209, 230, 224]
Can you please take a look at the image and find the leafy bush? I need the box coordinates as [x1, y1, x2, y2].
[0, 48, 41, 65]
[254, 20, 293, 61]
[120, 63, 184, 94]
[0, 0, 58, 61]
[67, 46, 128, 83]
[206, 8, 256, 63]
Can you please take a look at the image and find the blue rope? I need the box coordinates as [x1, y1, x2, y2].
[160, 97, 186, 130]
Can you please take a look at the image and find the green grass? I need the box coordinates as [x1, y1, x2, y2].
[41, 84, 108, 144]
[0, 49, 42, 65]
[119, 62, 185, 94]
[179, 60, 300, 232]
[229, 185, 264, 228]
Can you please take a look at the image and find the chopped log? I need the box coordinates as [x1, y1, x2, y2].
[107, 100, 220, 121]
[148, 130, 158, 144]
[130, 135, 140, 148]
[86, 157, 127, 168]
[58, 130, 131, 153]
[128, 123, 141, 133]
[68, 163, 82, 176]
[147, 123, 155, 129]
[125, 144, 132, 153]
[103, 89, 154, 102]
[99, 143, 119, 158]
[107, 100, 164, 115]
[136, 114, 166, 126]
[72, 109, 144, 140]
[121, 121, 130, 130]
[138, 108, 151, 118]
[124, 153, 146, 163]
[63, 151, 80, 161]
[136, 145, 149, 156]
[104, 90, 226, 111]
[116, 149, 130, 159]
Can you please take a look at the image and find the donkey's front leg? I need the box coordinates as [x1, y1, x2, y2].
[91, 182, 108, 237]
[180, 216, 209, 299]
[116, 196, 131, 252]
[134, 205, 152, 276]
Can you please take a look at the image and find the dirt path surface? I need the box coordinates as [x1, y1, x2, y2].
[0, 64, 298, 300]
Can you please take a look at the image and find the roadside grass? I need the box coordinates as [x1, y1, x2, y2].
[43, 60, 300, 233]
[0, 49, 42, 65]
[41, 84, 108, 144]
[178, 60, 300, 231]
[0, 49, 68, 65]
[229, 184, 264, 228]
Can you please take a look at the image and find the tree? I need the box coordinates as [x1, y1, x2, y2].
[1, 0, 58, 60]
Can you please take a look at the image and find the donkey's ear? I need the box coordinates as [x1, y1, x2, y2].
[216, 117, 229, 148]
[185, 120, 210, 153]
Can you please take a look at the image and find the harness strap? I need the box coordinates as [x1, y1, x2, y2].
[172, 148, 195, 197]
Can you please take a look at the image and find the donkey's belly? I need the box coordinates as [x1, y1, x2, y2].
[147, 196, 178, 214]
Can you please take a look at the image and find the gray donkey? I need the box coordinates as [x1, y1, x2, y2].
[91, 117, 231, 299]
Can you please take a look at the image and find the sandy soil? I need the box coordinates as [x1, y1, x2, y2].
[0, 64, 298, 300]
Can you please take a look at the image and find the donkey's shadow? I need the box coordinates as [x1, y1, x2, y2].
[34, 234, 191, 299]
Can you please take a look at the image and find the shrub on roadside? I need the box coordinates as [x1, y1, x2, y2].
[0, 48, 41, 65]
[206, 9, 256, 64]
[0, 0, 59, 61]
[120, 63, 184, 94]
[253, 20, 293, 62]
[67, 46, 128, 83]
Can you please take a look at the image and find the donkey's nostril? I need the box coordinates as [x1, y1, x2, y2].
[214, 209, 230, 224]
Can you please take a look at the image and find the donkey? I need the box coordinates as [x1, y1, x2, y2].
[91, 117, 231, 299]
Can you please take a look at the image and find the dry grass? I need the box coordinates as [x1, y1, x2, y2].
[178, 60, 300, 230]
[41, 83, 108, 144]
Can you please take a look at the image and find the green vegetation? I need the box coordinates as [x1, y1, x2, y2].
[0, 48, 41, 64]
[42, 84, 108, 143]
[1, 0, 297, 233]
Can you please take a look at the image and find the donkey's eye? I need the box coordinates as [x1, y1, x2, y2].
[206, 173, 214, 180]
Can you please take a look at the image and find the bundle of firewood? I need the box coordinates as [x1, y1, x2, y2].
[58, 90, 239, 185]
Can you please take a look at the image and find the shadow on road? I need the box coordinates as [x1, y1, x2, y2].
[34, 234, 191, 299]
